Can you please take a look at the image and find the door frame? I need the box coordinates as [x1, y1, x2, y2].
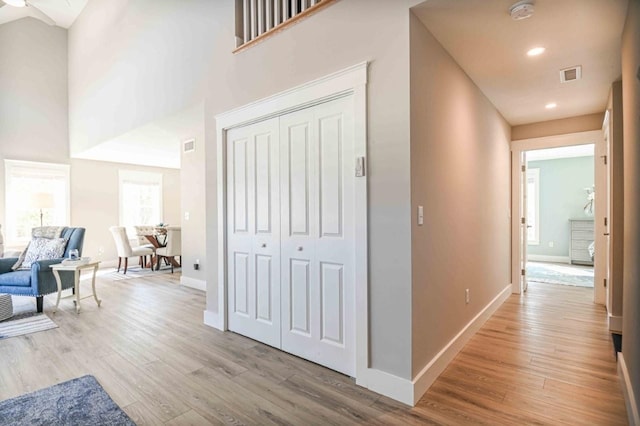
[511, 130, 604, 303]
[214, 62, 369, 381]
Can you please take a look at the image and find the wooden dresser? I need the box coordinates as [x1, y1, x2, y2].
[569, 218, 594, 266]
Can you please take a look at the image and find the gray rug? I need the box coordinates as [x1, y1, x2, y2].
[527, 261, 594, 287]
[0, 375, 135, 425]
[0, 313, 58, 340]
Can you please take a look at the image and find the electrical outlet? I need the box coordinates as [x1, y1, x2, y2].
[548, 241, 554, 248]
[465, 289, 470, 304]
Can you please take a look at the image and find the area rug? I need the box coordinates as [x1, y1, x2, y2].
[0, 313, 58, 340]
[103, 267, 175, 281]
[527, 261, 594, 287]
[0, 375, 135, 426]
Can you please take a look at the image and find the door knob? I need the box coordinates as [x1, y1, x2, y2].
[297, 246, 303, 251]
[261, 243, 267, 248]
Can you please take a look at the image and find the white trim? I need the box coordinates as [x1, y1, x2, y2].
[180, 276, 206, 291]
[215, 61, 368, 130]
[118, 170, 164, 228]
[364, 369, 413, 406]
[97, 259, 119, 269]
[511, 130, 602, 297]
[204, 309, 224, 330]
[411, 284, 512, 405]
[526, 168, 540, 245]
[608, 314, 623, 334]
[527, 254, 571, 264]
[214, 62, 370, 390]
[619, 353, 640, 426]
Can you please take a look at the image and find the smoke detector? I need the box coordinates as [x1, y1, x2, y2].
[510, 1, 535, 20]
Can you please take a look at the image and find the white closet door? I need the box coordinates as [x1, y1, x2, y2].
[227, 118, 281, 348]
[280, 97, 355, 376]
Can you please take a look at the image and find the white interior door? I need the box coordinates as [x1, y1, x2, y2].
[521, 153, 529, 292]
[226, 97, 356, 377]
[227, 118, 281, 348]
[280, 97, 356, 376]
[597, 113, 611, 307]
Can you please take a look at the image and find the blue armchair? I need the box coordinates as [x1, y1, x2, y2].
[0, 227, 85, 312]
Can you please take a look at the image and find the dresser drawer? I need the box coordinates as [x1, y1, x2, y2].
[572, 239, 592, 250]
[571, 220, 594, 230]
[572, 230, 594, 240]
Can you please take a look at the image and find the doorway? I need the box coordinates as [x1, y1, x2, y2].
[524, 144, 596, 292]
[511, 130, 608, 306]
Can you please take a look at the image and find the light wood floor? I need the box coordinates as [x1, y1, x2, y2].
[0, 270, 628, 425]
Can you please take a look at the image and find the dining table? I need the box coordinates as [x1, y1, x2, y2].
[145, 228, 180, 268]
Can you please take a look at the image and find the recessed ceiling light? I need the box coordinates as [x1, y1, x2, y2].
[527, 47, 546, 57]
[545, 103, 557, 109]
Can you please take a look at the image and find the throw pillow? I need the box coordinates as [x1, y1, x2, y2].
[19, 237, 68, 270]
[11, 243, 30, 271]
[32, 226, 65, 239]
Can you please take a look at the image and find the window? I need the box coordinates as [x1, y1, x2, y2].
[526, 168, 540, 245]
[119, 171, 163, 235]
[4, 160, 70, 246]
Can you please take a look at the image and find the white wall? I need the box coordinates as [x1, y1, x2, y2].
[409, 14, 511, 376]
[0, 17, 180, 264]
[0, 18, 69, 227]
[68, 0, 423, 380]
[70, 159, 180, 263]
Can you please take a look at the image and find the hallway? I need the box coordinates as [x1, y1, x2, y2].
[412, 281, 627, 424]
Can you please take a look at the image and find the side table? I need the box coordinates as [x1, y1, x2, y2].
[51, 261, 101, 314]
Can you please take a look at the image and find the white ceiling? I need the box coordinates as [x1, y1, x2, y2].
[527, 143, 594, 161]
[0, 0, 87, 28]
[412, 0, 628, 126]
[72, 104, 203, 170]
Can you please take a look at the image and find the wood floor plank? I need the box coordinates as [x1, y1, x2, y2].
[0, 272, 627, 424]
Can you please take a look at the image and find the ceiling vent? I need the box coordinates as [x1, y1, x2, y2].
[183, 139, 195, 153]
[560, 66, 582, 83]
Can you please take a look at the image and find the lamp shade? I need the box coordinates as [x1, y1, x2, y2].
[30, 192, 55, 209]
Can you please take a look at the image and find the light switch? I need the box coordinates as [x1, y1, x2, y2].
[418, 205, 424, 225]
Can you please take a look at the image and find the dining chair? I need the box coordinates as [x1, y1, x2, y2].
[155, 226, 181, 273]
[133, 225, 157, 263]
[109, 226, 154, 274]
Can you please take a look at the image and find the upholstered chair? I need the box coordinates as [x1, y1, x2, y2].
[133, 225, 156, 248]
[155, 226, 181, 273]
[109, 226, 154, 274]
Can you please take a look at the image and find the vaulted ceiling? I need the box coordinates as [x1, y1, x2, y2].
[0, 0, 87, 28]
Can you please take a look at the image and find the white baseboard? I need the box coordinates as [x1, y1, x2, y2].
[180, 276, 206, 292]
[527, 254, 571, 263]
[364, 368, 414, 406]
[619, 353, 640, 426]
[97, 259, 119, 269]
[609, 314, 623, 334]
[203, 309, 224, 331]
[411, 284, 512, 405]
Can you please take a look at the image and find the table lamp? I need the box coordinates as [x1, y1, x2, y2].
[30, 192, 54, 227]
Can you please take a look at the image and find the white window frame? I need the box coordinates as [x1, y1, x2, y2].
[4, 159, 71, 246]
[118, 170, 163, 232]
[526, 168, 540, 245]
